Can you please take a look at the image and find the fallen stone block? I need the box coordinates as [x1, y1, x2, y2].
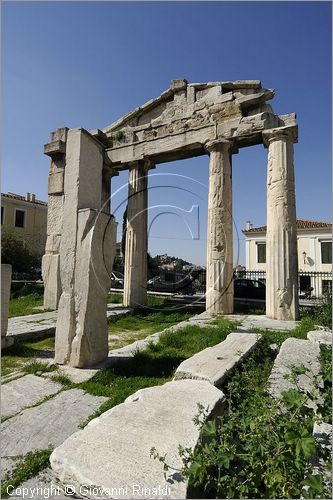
[174, 332, 260, 387]
[1, 389, 107, 456]
[50, 380, 225, 499]
[268, 338, 321, 407]
[1, 374, 62, 419]
[307, 330, 332, 345]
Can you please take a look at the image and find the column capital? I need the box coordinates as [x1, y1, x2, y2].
[205, 139, 237, 155]
[128, 158, 155, 171]
[262, 125, 298, 147]
[143, 157, 156, 171]
[103, 165, 119, 178]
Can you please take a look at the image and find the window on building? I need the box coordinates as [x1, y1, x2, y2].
[257, 243, 266, 263]
[14, 209, 26, 228]
[321, 242, 332, 264]
[1, 206, 4, 225]
[322, 280, 332, 295]
[300, 275, 311, 292]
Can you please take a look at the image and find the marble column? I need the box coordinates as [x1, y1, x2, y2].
[205, 140, 234, 314]
[123, 160, 150, 308]
[263, 127, 299, 321]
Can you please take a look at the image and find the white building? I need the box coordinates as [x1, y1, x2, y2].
[243, 219, 332, 296]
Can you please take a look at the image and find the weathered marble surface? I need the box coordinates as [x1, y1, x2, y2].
[50, 380, 225, 499]
[263, 128, 299, 321]
[1, 374, 62, 419]
[55, 129, 117, 367]
[206, 141, 233, 314]
[268, 338, 321, 407]
[43, 127, 68, 310]
[123, 161, 149, 308]
[174, 332, 260, 386]
[307, 330, 332, 345]
[1, 389, 107, 456]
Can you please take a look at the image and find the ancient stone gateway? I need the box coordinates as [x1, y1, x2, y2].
[43, 79, 299, 367]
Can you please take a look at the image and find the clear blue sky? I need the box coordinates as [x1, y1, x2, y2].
[2, 1, 332, 266]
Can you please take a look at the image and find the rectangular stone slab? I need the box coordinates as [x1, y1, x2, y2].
[268, 338, 321, 403]
[1, 389, 107, 456]
[1, 374, 62, 419]
[174, 332, 261, 386]
[50, 380, 225, 499]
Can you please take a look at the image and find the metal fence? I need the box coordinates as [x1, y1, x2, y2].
[233, 270, 332, 299]
[166, 269, 332, 298]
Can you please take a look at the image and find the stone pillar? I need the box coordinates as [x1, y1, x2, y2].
[42, 128, 68, 310]
[263, 127, 299, 321]
[101, 166, 119, 215]
[55, 128, 117, 367]
[205, 140, 234, 314]
[123, 160, 150, 308]
[1, 264, 14, 350]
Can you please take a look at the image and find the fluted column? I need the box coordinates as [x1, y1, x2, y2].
[263, 127, 299, 320]
[206, 140, 234, 314]
[123, 160, 150, 307]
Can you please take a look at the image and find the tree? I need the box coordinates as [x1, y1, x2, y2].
[1, 229, 41, 277]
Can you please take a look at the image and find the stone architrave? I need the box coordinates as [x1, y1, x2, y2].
[123, 160, 150, 308]
[263, 127, 299, 321]
[205, 140, 234, 314]
[55, 128, 117, 367]
[42, 128, 68, 310]
[1, 264, 13, 349]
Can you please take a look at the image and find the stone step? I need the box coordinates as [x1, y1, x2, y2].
[1, 389, 107, 457]
[174, 332, 261, 387]
[1, 374, 62, 419]
[50, 380, 225, 499]
[268, 338, 322, 408]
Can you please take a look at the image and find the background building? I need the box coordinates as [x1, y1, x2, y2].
[243, 220, 332, 296]
[1, 192, 47, 255]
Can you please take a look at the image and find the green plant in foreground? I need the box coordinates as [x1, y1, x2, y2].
[1, 448, 52, 498]
[318, 344, 332, 423]
[301, 293, 332, 329]
[151, 339, 332, 498]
